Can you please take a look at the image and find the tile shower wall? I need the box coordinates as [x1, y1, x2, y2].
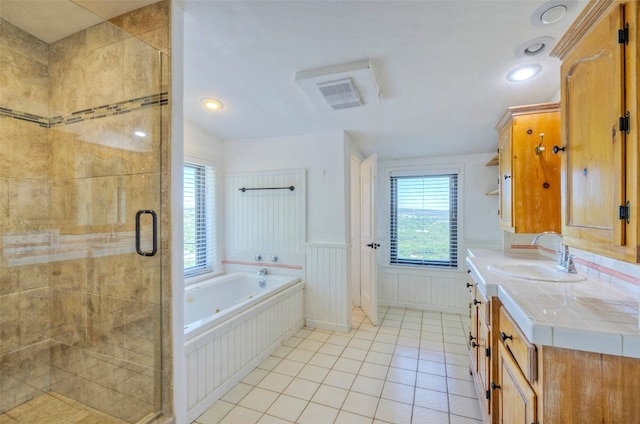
[0, 2, 171, 421]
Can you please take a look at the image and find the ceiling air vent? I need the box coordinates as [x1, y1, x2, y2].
[317, 78, 363, 110]
[295, 59, 380, 111]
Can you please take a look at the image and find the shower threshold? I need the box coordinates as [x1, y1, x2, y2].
[0, 391, 151, 424]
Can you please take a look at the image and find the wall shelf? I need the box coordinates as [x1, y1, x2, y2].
[486, 154, 499, 167]
[486, 189, 499, 196]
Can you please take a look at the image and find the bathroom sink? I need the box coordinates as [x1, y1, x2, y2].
[487, 262, 587, 282]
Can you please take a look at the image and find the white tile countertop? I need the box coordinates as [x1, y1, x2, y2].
[466, 248, 640, 358]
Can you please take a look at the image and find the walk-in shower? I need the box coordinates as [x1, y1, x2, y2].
[0, 1, 170, 422]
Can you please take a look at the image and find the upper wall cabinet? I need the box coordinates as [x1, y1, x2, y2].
[552, 0, 639, 263]
[496, 103, 561, 233]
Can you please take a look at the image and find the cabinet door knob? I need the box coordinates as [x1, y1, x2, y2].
[552, 145, 566, 154]
[500, 332, 513, 342]
[504, 175, 511, 180]
[469, 333, 477, 342]
[471, 341, 479, 348]
[466, 282, 474, 288]
[491, 382, 501, 391]
[473, 299, 482, 305]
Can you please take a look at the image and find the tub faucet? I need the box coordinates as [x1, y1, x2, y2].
[257, 267, 269, 276]
[531, 231, 576, 273]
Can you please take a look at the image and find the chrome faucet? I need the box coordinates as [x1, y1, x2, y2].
[257, 267, 269, 276]
[531, 231, 576, 273]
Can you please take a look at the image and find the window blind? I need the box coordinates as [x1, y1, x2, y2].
[184, 162, 216, 277]
[389, 173, 458, 268]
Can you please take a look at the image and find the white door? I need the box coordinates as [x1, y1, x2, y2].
[360, 154, 378, 325]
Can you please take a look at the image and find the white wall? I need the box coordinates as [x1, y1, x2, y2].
[184, 119, 224, 160]
[224, 131, 348, 244]
[377, 152, 502, 314]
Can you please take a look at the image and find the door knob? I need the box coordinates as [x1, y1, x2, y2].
[366, 243, 381, 249]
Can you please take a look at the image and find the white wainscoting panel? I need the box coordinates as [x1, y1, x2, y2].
[224, 170, 305, 256]
[184, 283, 304, 422]
[380, 269, 468, 315]
[305, 244, 350, 332]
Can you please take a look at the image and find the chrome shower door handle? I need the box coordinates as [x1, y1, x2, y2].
[136, 209, 158, 256]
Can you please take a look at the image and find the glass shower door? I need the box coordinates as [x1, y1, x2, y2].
[0, 3, 166, 422]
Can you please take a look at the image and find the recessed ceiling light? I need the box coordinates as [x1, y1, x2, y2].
[516, 36, 555, 58]
[507, 64, 543, 82]
[541, 5, 567, 24]
[531, 1, 570, 27]
[201, 98, 224, 110]
[133, 130, 147, 137]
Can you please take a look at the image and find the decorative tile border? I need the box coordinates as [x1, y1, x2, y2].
[0, 92, 168, 129]
[222, 259, 303, 270]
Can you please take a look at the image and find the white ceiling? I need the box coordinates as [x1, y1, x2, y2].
[2, 1, 588, 161]
[1, 0, 158, 43]
[183, 0, 588, 160]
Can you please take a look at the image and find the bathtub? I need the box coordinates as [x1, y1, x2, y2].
[184, 272, 304, 421]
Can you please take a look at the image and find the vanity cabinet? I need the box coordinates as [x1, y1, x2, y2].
[467, 272, 501, 424]
[495, 103, 561, 234]
[551, 0, 639, 262]
[495, 307, 537, 424]
[492, 304, 640, 423]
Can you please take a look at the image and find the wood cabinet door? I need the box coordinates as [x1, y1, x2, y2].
[498, 124, 513, 231]
[512, 112, 561, 234]
[561, 4, 627, 249]
[497, 343, 536, 424]
[478, 312, 491, 417]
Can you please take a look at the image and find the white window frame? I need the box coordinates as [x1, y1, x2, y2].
[183, 155, 217, 281]
[385, 164, 462, 271]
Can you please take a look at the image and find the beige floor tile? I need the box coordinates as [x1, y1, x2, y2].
[311, 384, 348, 409]
[272, 359, 305, 377]
[196, 400, 234, 423]
[386, 367, 417, 386]
[447, 378, 477, 398]
[218, 406, 262, 424]
[256, 372, 294, 392]
[341, 347, 368, 361]
[298, 363, 330, 383]
[323, 369, 357, 389]
[412, 405, 450, 423]
[256, 414, 290, 424]
[333, 357, 363, 374]
[307, 329, 332, 342]
[282, 377, 320, 401]
[375, 398, 413, 423]
[238, 387, 279, 413]
[266, 394, 307, 422]
[258, 356, 283, 371]
[418, 359, 447, 376]
[414, 387, 449, 412]
[297, 402, 340, 424]
[297, 339, 324, 352]
[370, 341, 396, 354]
[318, 342, 345, 356]
[416, 371, 447, 392]
[342, 391, 379, 418]
[365, 351, 392, 366]
[326, 334, 351, 346]
[358, 362, 388, 380]
[286, 348, 315, 364]
[308, 352, 338, 368]
[381, 381, 415, 404]
[348, 338, 373, 351]
[242, 368, 269, 385]
[391, 354, 419, 371]
[449, 393, 483, 419]
[334, 410, 373, 424]
[221, 382, 253, 404]
[351, 375, 384, 397]
[283, 336, 303, 348]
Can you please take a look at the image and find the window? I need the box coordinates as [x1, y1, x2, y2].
[184, 160, 216, 277]
[389, 172, 458, 268]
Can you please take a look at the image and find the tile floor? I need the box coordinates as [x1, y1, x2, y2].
[193, 306, 482, 424]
